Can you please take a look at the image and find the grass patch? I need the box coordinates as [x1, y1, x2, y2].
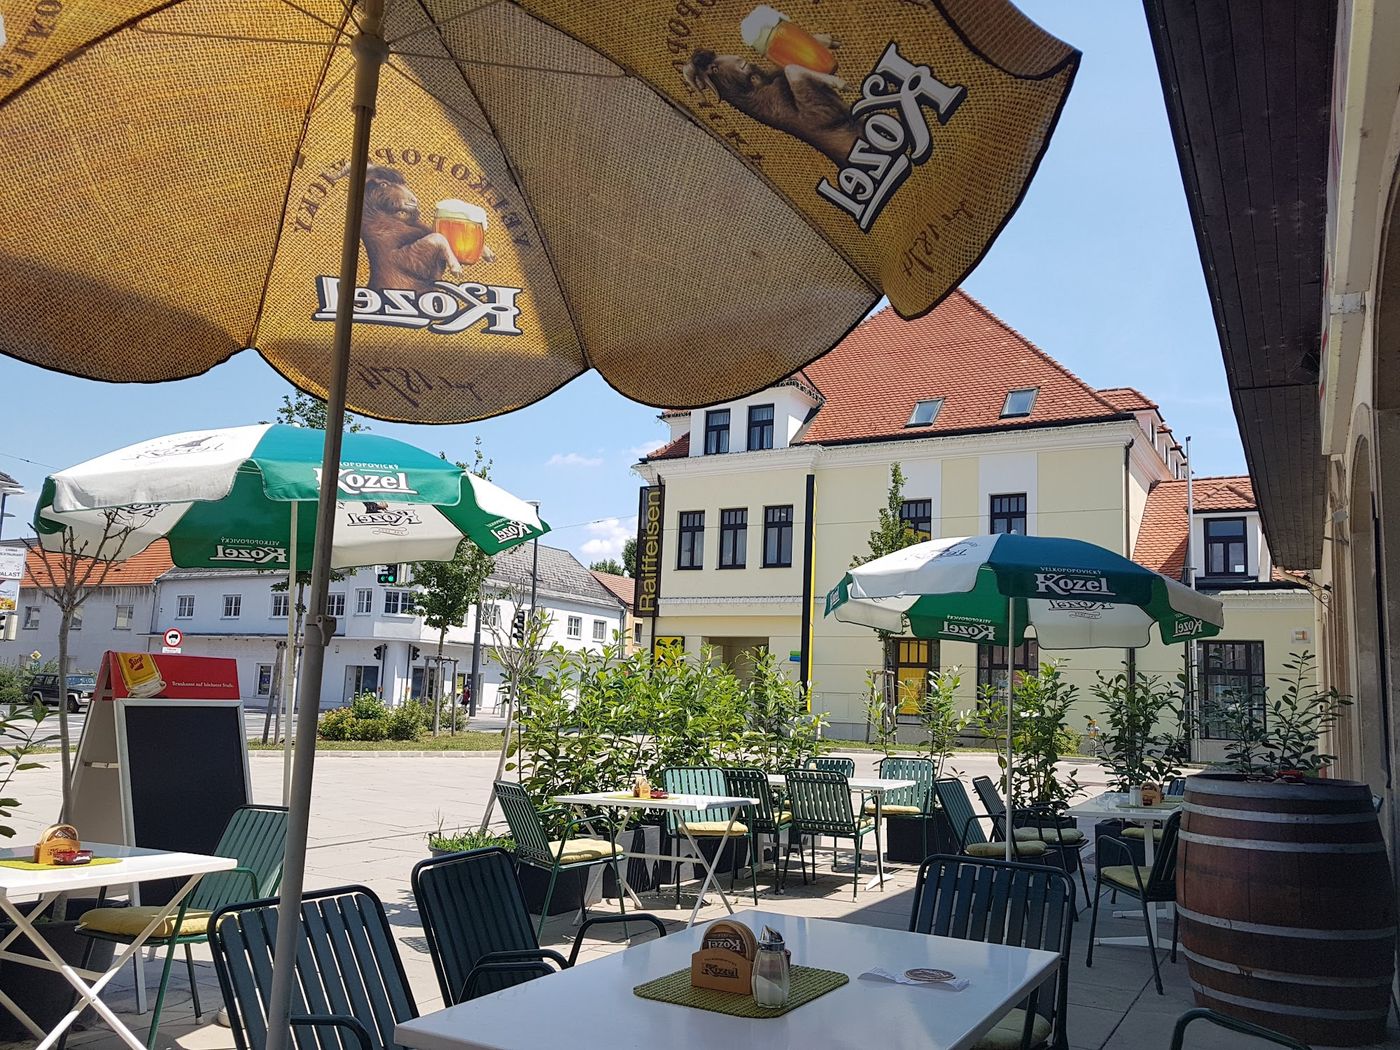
[249, 731, 503, 752]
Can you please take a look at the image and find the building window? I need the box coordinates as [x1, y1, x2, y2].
[222, 594, 241, 619]
[977, 640, 1040, 697]
[70, 608, 83, 631]
[256, 664, 273, 696]
[22, 606, 38, 629]
[1203, 517, 1249, 577]
[899, 499, 933, 542]
[1001, 388, 1038, 418]
[481, 603, 501, 629]
[747, 404, 775, 450]
[763, 505, 794, 567]
[326, 593, 346, 618]
[592, 619, 607, 642]
[355, 588, 373, 614]
[176, 595, 195, 619]
[271, 593, 289, 618]
[567, 615, 582, 639]
[719, 508, 748, 568]
[114, 604, 134, 630]
[677, 511, 705, 569]
[383, 590, 414, 615]
[1198, 641, 1266, 738]
[633, 623, 642, 644]
[885, 638, 938, 716]
[907, 398, 943, 427]
[990, 493, 1027, 535]
[704, 409, 730, 455]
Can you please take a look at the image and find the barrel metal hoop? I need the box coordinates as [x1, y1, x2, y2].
[1190, 982, 1391, 1020]
[1184, 802, 1378, 825]
[1181, 947, 1394, 988]
[1179, 830, 1386, 853]
[1176, 903, 1398, 940]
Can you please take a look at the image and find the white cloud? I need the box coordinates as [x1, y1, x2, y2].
[579, 517, 635, 562]
[546, 452, 603, 468]
[625, 438, 668, 460]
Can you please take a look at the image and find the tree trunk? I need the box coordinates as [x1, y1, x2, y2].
[433, 628, 446, 735]
[56, 609, 73, 822]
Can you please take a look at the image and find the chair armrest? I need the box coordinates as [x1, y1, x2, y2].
[290, 1013, 373, 1050]
[567, 913, 667, 966]
[1097, 836, 1147, 893]
[957, 813, 982, 850]
[460, 960, 560, 1003]
[1170, 1008, 1310, 1050]
[224, 866, 261, 899]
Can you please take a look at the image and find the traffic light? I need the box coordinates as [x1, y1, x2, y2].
[377, 563, 400, 585]
[410, 646, 421, 662]
[511, 609, 526, 644]
[373, 644, 385, 661]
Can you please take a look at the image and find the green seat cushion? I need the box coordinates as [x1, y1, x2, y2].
[551, 837, 621, 863]
[864, 803, 924, 817]
[973, 1008, 1053, 1049]
[1099, 864, 1146, 892]
[79, 905, 211, 940]
[964, 840, 1047, 858]
[1012, 827, 1043, 841]
[1034, 827, 1085, 845]
[680, 821, 749, 837]
[1121, 827, 1164, 841]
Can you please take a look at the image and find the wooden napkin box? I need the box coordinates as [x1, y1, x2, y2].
[691, 919, 756, 994]
[34, 824, 80, 865]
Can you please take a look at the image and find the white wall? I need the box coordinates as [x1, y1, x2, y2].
[1, 584, 157, 673]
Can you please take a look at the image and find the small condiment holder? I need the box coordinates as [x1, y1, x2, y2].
[34, 824, 81, 865]
[690, 919, 756, 993]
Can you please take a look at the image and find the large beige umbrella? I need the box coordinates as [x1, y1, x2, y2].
[0, 1, 1078, 1045]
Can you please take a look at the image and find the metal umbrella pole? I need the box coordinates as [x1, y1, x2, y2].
[281, 500, 299, 806]
[264, 6, 385, 1049]
[1005, 595, 1015, 862]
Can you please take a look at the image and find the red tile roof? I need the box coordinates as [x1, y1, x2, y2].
[1096, 387, 1158, 412]
[648, 432, 690, 461]
[21, 541, 174, 589]
[590, 570, 634, 609]
[1133, 477, 1258, 579]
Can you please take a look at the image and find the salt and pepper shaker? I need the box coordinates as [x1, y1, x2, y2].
[752, 926, 791, 1007]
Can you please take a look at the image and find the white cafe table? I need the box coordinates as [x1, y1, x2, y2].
[1065, 791, 1182, 948]
[554, 791, 757, 927]
[395, 909, 1061, 1050]
[767, 772, 917, 888]
[0, 842, 235, 1050]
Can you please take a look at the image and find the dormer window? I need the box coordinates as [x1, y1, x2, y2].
[1001, 388, 1037, 418]
[906, 398, 943, 427]
[704, 409, 730, 455]
[1204, 517, 1249, 577]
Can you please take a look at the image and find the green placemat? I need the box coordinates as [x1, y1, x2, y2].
[0, 857, 122, 871]
[634, 966, 848, 1018]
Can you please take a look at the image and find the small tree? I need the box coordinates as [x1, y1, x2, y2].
[919, 667, 968, 780]
[852, 462, 922, 567]
[621, 538, 637, 578]
[589, 557, 625, 576]
[25, 510, 135, 819]
[480, 584, 552, 832]
[273, 390, 370, 433]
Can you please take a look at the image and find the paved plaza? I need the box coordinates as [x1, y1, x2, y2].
[3, 750, 1396, 1050]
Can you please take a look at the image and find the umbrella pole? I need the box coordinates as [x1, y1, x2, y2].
[1005, 596, 1015, 863]
[264, 7, 386, 1050]
[281, 501, 299, 806]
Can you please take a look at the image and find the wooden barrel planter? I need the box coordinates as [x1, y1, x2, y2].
[1178, 774, 1396, 1046]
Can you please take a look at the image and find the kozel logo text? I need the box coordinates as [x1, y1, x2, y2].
[346, 509, 421, 528]
[817, 42, 967, 231]
[1034, 573, 1114, 597]
[212, 544, 287, 565]
[314, 277, 523, 336]
[316, 467, 418, 496]
[490, 521, 532, 544]
[942, 620, 995, 641]
[1173, 617, 1203, 637]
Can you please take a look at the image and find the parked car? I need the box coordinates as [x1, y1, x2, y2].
[27, 672, 95, 713]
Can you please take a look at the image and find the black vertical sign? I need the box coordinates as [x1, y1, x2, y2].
[633, 485, 665, 620]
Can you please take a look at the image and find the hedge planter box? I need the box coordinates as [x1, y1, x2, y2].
[0, 898, 118, 1041]
[884, 809, 957, 863]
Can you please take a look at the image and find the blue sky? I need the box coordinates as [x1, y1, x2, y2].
[0, 1, 1234, 564]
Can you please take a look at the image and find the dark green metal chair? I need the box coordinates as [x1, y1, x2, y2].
[909, 855, 1074, 1050]
[723, 766, 805, 894]
[972, 775, 1090, 905]
[77, 803, 288, 1049]
[935, 778, 1047, 861]
[663, 766, 755, 905]
[865, 756, 935, 858]
[412, 847, 665, 1005]
[784, 768, 880, 899]
[209, 885, 413, 1050]
[1169, 1008, 1311, 1050]
[804, 755, 856, 777]
[493, 780, 629, 938]
[1087, 810, 1181, 995]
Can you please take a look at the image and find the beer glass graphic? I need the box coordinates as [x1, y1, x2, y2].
[435, 199, 488, 264]
[741, 5, 837, 75]
[118, 652, 165, 698]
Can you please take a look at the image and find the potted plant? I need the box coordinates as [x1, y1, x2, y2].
[885, 668, 965, 862]
[425, 822, 515, 858]
[976, 661, 1080, 813]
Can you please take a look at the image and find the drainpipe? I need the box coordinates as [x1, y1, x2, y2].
[1184, 437, 1197, 760]
[1123, 439, 1134, 681]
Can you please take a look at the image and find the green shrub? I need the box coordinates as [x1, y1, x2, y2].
[353, 717, 389, 742]
[427, 827, 514, 853]
[386, 701, 426, 741]
[349, 693, 388, 720]
[317, 708, 356, 741]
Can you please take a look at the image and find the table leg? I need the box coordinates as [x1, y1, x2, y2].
[864, 794, 890, 891]
[570, 805, 645, 912]
[684, 808, 741, 926]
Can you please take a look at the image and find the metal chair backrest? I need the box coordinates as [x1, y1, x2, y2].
[909, 855, 1074, 1040]
[494, 780, 554, 867]
[209, 885, 416, 1050]
[971, 775, 1006, 820]
[785, 769, 857, 835]
[878, 757, 934, 812]
[1166, 776, 1188, 797]
[723, 767, 780, 833]
[1143, 811, 1182, 900]
[189, 805, 289, 913]
[663, 767, 727, 833]
[412, 847, 540, 1005]
[805, 756, 856, 777]
[935, 777, 989, 848]
[1169, 1007, 1311, 1050]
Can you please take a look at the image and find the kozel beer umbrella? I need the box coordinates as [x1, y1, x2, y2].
[825, 534, 1224, 857]
[0, 0, 1079, 1042]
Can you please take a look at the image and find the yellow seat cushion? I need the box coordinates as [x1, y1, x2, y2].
[972, 1008, 1053, 1049]
[79, 906, 212, 940]
[1013, 827, 1043, 841]
[1099, 864, 1147, 893]
[864, 803, 924, 817]
[680, 821, 749, 837]
[1121, 827, 1163, 841]
[550, 838, 620, 864]
[1034, 827, 1085, 845]
[964, 840, 1047, 858]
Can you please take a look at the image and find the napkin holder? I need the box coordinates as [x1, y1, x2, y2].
[34, 823, 80, 865]
[691, 919, 756, 993]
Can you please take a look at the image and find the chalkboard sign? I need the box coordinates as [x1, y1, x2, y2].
[119, 702, 249, 903]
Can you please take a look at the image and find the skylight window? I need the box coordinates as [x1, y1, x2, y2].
[1001, 388, 1038, 418]
[907, 398, 943, 427]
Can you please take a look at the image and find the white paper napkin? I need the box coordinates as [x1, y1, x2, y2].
[859, 967, 970, 991]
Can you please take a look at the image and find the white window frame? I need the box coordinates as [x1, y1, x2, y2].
[482, 603, 500, 629]
[592, 619, 607, 642]
[176, 594, 195, 619]
[222, 594, 242, 619]
[326, 592, 346, 618]
[70, 608, 83, 631]
[114, 604, 134, 630]
[355, 588, 373, 615]
[384, 590, 414, 616]
[22, 606, 39, 629]
[271, 593, 290, 619]
[567, 615, 582, 639]
[255, 663, 274, 696]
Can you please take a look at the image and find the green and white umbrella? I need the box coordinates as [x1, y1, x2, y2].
[825, 534, 1223, 856]
[33, 423, 547, 565]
